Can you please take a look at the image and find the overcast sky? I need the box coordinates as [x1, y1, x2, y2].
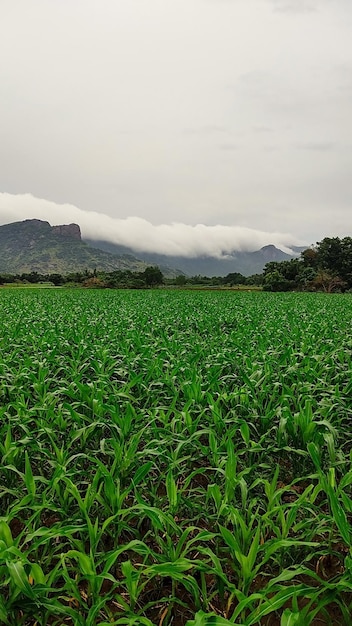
[0, 0, 351, 255]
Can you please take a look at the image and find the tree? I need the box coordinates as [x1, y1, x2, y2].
[318, 237, 352, 286]
[316, 237, 343, 274]
[48, 273, 65, 286]
[301, 247, 319, 269]
[83, 276, 107, 288]
[297, 267, 317, 289]
[143, 266, 163, 287]
[222, 272, 246, 286]
[175, 274, 187, 286]
[263, 271, 291, 292]
[263, 260, 301, 290]
[309, 270, 346, 293]
[21, 271, 41, 283]
[246, 274, 263, 286]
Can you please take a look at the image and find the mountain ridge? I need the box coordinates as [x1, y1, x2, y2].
[86, 238, 303, 277]
[0, 219, 147, 274]
[0, 219, 305, 277]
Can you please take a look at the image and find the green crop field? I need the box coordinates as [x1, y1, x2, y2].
[0, 289, 351, 626]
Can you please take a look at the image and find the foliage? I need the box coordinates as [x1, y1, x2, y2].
[316, 237, 352, 284]
[221, 272, 247, 286]
[263, 270, 291, 292]
[142, 266, 164, 287]
[0, 219, 148, 276]
[175, 274, 187, 286]
[2, 231, 351, 293]
[309, 271, 347, 294]
[263, 236, 352, 292]
[0, 289, 351, 625]
[0, 268, 167, 290]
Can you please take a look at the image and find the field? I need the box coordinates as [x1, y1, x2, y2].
[0, 288, 351, 626]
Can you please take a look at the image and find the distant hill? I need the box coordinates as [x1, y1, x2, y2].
[0, 219, 147, 274]
[86, 239, 303, 277]
[0, 219, 305, 277]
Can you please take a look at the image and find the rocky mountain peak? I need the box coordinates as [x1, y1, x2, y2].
[52, 223, 81, 240]
[259, 244, 286, 260]
[0, 218, 145, 274]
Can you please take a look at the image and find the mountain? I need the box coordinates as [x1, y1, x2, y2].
[0, 219, 147, 274]
[86, 239, 301, 277]
[0, 219, 304, 277]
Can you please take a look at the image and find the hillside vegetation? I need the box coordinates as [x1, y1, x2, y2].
[0, 219, 146, 274]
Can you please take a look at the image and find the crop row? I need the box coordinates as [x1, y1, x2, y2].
[0, 289, 351, 625]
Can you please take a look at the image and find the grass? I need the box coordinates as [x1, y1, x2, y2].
[0, 288, 351, 625]
[0, 282, 59, 289]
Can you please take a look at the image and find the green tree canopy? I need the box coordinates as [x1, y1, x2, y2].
[143, 266, 164, 287]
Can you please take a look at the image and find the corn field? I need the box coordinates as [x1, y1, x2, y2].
[0, 288, 351, 626]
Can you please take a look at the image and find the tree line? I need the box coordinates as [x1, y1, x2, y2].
[0, 237, 351, 292]
[174, 237, 352, 292]
[262, 236, 352, 292]
[0, 266, 164, 289]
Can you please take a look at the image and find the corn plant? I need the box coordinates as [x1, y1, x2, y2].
[0, 288, 351, 624]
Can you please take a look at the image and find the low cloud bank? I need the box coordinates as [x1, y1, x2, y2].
[0, 192, 302, 257]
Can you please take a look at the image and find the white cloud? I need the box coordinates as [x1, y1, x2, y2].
[0, 0, 351, 240]
[0, 193, 302, 257]
[269, 0, 318, 14]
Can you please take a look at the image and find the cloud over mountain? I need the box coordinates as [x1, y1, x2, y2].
[0, 193, 302, 258]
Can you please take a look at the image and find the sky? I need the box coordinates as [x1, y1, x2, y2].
[0, 0, 351, 256]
